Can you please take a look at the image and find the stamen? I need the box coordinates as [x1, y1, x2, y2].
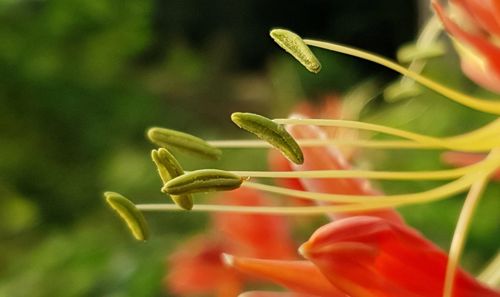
[105, 192, 149, 241]
[274, 118, 500, 151]
[398, 15, 444, 64]
[301, 39, 500, 115]
[241, 174, 472, 206]
[443, 175, 490, 297]
[147, 127, 222, 160]
[208, 117, 500, 151]
[231, 112, 304, 164]
[131, 149, 499, 217]
[269, 29, 321, 73]
[132, 171, 472, 215]
[230, 163, 482, 180]
[163, 169, 244, 195]
[386, 15, 443, 102]
[207, 139, 435, 149]
[238, 148, 500, 206]
[396, 41, 445, 63]
[151, 149, 194, 210]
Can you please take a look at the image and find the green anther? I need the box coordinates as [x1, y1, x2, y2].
[105, 192, 149, 241]
[147, 127, 222, 160]
[270, 28, 321, 73]
[383, 80, 422, 102]
[396, 41, 446, 63]
[163, 169, 243, 195]
[151, 149, 193, 210]
[231, 112, 304, 165]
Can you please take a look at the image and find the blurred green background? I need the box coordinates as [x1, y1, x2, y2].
[0, 0, 498, 296]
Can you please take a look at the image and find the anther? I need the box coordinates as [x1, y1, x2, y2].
[105, 192, 149, 241]
[147, 127, 222, 160]
[231, 112, 304, 164]
[163, 169, 243, 195]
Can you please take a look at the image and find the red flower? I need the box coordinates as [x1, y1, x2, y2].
[223, 254, 347, 297]
[166, 188, 296, 296]
[226, 216, 500, 297]
[300, 216, 500, 297]
[433, 0, 500, 93]
[167, 236, 243, 297]
[239, 292, 322, 297]
[225, 118, 498, 297]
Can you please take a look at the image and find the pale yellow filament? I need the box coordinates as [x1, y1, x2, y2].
[137, 149, 500, 214]
[397, 15, 443, 90]
[303, 39, 500, 115]
[208, 139, 434, 149]
[230, 163, 480, 180]
[275, 118, 500, 151]
[443, 176, 489, 297]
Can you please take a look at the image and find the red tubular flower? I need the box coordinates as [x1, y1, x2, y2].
[433, 0, 500, 93]
[300, 216, 500, 297]
[166, 188, 296, 296]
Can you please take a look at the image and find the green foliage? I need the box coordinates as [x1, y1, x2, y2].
[0, 0, 497, 295]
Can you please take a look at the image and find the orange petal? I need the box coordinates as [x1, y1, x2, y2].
[223, 254, 348, 297]
[286, 118, 404, 225]
[213, 188, 297, 259]
[301, 216, 500, 297]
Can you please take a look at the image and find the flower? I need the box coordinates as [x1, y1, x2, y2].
[222, 115, 397, 296]
[105, 26, 500, 297]
[226, 216, 500, 297]
[224, 120, 499, 297]
[167, 235, 243, 297]
[166, 187, 296, 296]
[301, 216, 500, 297]
[433, 0, 500, 93]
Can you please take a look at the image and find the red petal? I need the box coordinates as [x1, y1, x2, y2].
[239, 291, 322, 297]
[286, 119, 404, 225]
[223, 254, 348, 297]
[213, 188, 297, 259]
[166, 236, 242, 296]
[434, 1, 500, 93]
[461, 0, 500, 37]
[302, 216, 500, 297]
[442, 152, 500, 180]
[268, 149, 307, 192]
